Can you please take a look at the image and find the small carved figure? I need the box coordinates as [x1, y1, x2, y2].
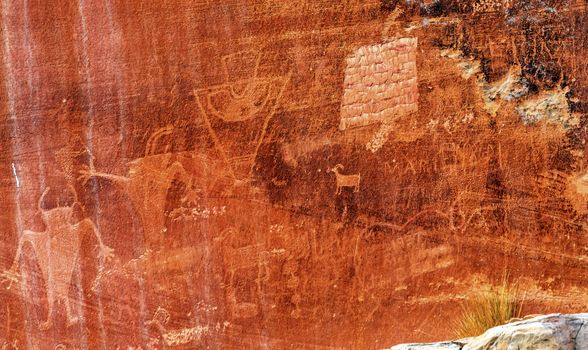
[146, 306, 171, 349]
[328, 164, 361, 195]
[0, 187, 114, 331]
[146, 307, 209, 348]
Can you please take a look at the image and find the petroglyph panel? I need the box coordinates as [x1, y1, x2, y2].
[1, 0, 588, 349]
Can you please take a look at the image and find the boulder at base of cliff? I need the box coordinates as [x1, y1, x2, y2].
[389, 314, 588, 350]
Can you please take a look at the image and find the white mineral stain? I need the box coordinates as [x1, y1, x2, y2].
[516, 87, 575, 127]
[163, 325, 210, 346]
[440, 48, 575, 129]
[11, 163, 19, 188]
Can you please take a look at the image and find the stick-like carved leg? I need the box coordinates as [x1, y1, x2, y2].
[39, 289, 55, 331]
[65, 297, 79, 327]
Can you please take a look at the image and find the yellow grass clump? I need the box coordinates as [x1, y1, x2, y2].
[454, 276, 525, 338]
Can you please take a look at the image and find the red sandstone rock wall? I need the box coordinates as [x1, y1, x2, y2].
[0, 0, 587, 349]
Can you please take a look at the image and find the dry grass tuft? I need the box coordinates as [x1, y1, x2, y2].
[454, 276, 525, 338]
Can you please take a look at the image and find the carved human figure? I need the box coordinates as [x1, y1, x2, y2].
[0, 187, 114, 331]
[78, 126, 194, 248]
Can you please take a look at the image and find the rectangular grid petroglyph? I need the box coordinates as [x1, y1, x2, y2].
[340, 38, 418, 130]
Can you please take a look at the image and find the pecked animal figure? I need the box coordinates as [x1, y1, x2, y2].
[329, 164, 361, 195]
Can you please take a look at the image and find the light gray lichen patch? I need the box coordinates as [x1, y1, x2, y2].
[516, 87, 576, 128]
[439, 48, 576, 129]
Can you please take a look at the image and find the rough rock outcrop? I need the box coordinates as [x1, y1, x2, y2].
[390, 314, 588, 350]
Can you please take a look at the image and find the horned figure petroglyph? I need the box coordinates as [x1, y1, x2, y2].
[329, 164, 360, 195]
[78, 126, 195, 248]
[0, 186, 114, 331]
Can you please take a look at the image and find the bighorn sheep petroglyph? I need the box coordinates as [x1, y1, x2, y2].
[329, 164, 360, 195]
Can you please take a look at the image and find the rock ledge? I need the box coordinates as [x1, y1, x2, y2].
[389, 313, 588, 350]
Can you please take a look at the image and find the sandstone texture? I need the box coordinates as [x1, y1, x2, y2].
[0, 0, 587, 349]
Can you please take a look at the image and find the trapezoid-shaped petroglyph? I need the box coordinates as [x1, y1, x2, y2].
[195, 50, 291, 182]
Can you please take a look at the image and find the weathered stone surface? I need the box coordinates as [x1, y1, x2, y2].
[0, 0, 587, 348]
[391, 340, 469, 350]
[391, 314, 588, 350]
[464, 314, 588, 350]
